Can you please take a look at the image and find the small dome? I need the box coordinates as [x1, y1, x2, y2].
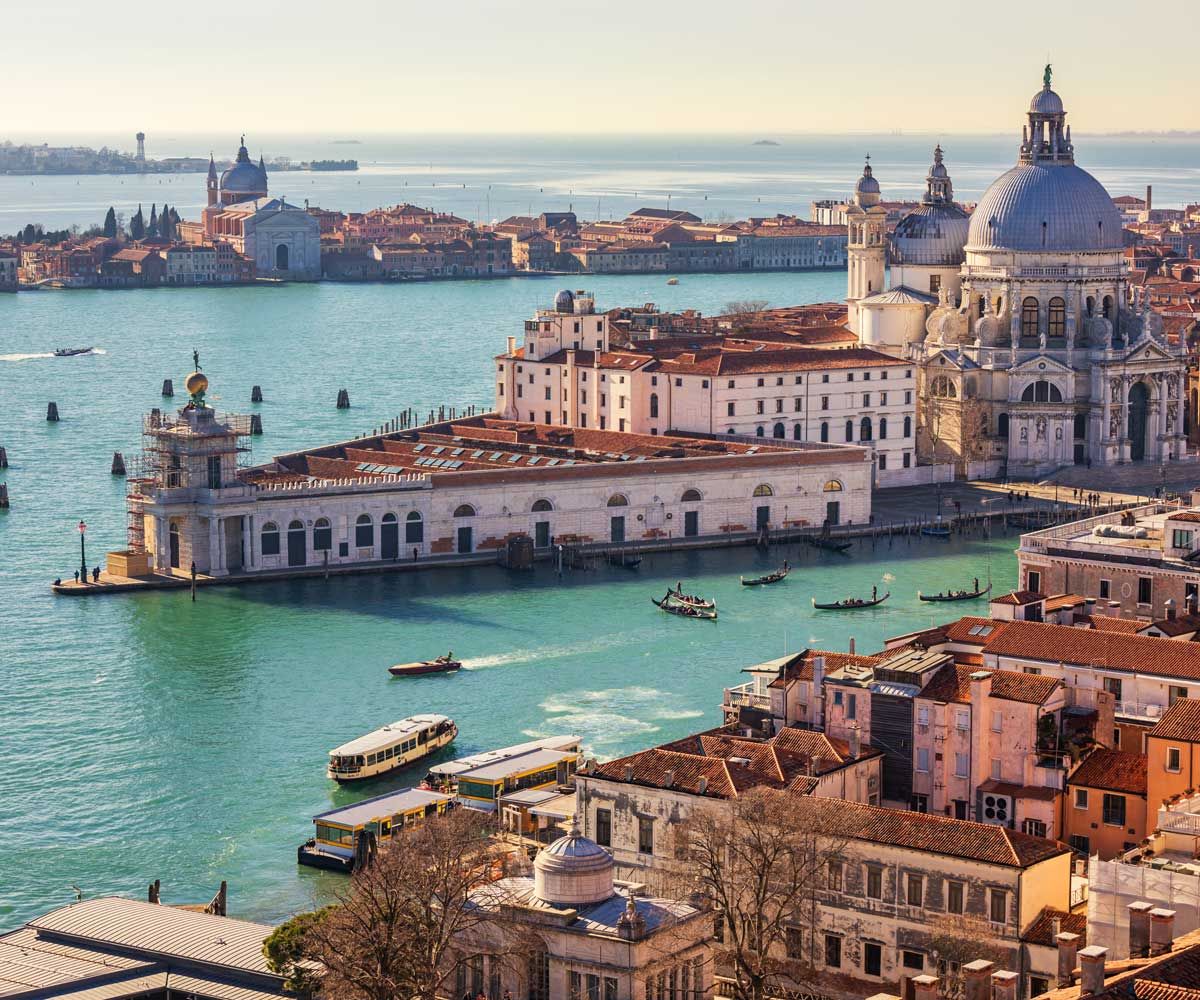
[891, 202, 970, 266]
[533, 828, 614, 907]
[1029, 86, 1064, 115]
[854, 161, 881, 206]
[554, 289, 575, 313]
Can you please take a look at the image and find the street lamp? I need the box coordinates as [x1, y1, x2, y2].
[77, 520, 88, 583]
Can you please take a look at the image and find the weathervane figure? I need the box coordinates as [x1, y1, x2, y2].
[193, 349, 201, 371]
[1044, 63, 1052, 88]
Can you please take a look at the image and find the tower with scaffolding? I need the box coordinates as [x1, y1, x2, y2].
[121, 356, 253, 576]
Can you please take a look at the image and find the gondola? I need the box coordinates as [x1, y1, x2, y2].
[741, 563, 789, 587]
[669, 584, 715, 610]
[918, 583, 992, 603]
[608, 552, 643, 570]
[812, 591, 890, 611]
[806, 536, 852, 554]
[652, 595, 717, 620]
[921, 523, 952, 538]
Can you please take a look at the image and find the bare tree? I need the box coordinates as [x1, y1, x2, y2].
[926, 915, 1008, 999]
[682, 789, 844, 1000]
[723, 300, 770, 318]
[298, 809, 530, 1000]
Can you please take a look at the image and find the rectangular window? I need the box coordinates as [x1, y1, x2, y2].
[595, 808, 611, 846]
[881, 392, 888, 404]
[866, 865, 882, 899]
[847, 373, 854, 382]
[1027, 570, 1041, 593]
[990, 890, 1007, 925]
[728, 380, 735, 389]
[756, 400, 764, 414]
[1170, 686, 1189, 705]
[1103, 794, 1127, 826]
[638, 816, 653, 854]
[864, 942, 881, 977]
[903, 452, 911, 468]
[956, 709, 969, 731]
[775, 399, 783, 413]
[992, 710, 1003, 733]
[1169, 747, 1182, 772]
[794, 398, 803, 412]
[879, 454, 887, 470]
[947, 881, 964, 914]
[757, 378, 764, 387]
[1104, 677, 1123, 700]
[1138, 577, 1152, 605]
[991, 758, 1002, 780]
[1069, 834, 1091, 854]
[847, 693, 857, 720]
[904, 950, 925, 971]
[917, 706, 929, 725]
[824, 934, 841, 968]
[1031, 977, 1050, 999]
[822, 373, 830, 383]
[702, 379, 709, 389]
[675, 378, 682, 387]
[863, 393, 870, 407]
[795, 375, 803, 384]
[954, 752, 969, 778]
[1074, 788, 1088, 809]
[916, 748, 930, 772]
[1174, 529, 1194, 549]
[821, 395, 829, 410]
[786, 927, 803, 960]
[1099, 579, 1111, 599]
[907, 875, 923, 907]
[727, 401, 735, 416]
[517, 384, 523, 398]
[828, 860, 843, 891]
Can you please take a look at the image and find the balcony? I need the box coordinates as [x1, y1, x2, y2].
[1114, 701, 1167, 723]
[723, 680, 771, 713]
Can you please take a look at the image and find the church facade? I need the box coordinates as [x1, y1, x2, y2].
[198, 138, 321, 281]
[846, 71, 1187, 478]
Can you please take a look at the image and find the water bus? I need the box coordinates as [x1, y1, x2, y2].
[326, 714, 457, 783]
[298, 787, 455, 872]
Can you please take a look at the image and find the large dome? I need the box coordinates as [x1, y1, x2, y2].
[966, 162, 1123, 253]
[220, 139, 267, 196]
[892, 203, 970, 266]
[533, 828, 614, 907]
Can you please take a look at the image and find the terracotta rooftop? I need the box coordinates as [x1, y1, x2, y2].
[1038, 925, 1200, 1000]
[917, 663, 1062, 706]
[1149, 699, 1200, 743]
[992, 590, 1044, 606]
[1068, 749, 1148, 796]
[1147, 612, 1200, 637]
[766, 649, 886, 689]
[981, 620, 1200, 683]
[1073, 614, 1147, 635]
[1022, 905, 1087, 947]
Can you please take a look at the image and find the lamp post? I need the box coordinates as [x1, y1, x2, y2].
[77, 520, 88, 583]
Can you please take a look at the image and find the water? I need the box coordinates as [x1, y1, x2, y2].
[0, 264, 1009, 924]
[3, 132, 1198, 233]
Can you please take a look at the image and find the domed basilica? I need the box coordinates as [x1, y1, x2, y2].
[846, 70, 1186, 477]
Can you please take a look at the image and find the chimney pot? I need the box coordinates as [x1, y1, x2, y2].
[623, 764, 634, 782]
[963, 960, 994, 1000]
[1056, 932, 1080, 988]
[849, 637, 856, 654]
[911, 975, 938, 1000]
[990, 970, 1018, 1000]
[1078, 946, 1108, 996]
[697, 776, 708, 795]
[1150, 907, 1177, 956]
[1128, 900, 1153, 958]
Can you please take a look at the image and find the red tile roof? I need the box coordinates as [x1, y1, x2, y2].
[992, 590, 1044, 606]
[1022, 906, 1088, 947]
[1068, 749, 1148, 796]
[1073, 614, 1147, 635]
[1149, 699, 1200, 743]
[766, 649, 885, 688]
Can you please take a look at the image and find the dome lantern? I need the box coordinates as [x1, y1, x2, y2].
[853, 156, 881, 208]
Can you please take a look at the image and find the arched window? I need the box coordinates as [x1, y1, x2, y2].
[793, 424, 802, 441]
[820, 422, 829, 443]
[752, 484, 774, 497]
[845, 420, 854, 442]
[772, 422, 785, 439]
[313, 517, 331, 551]
[261, 521, 280, 556]
[929, 375, 956, 399]
[1086, 296, 1095, 318]
[681, 488, 702, 502]
[977, 296, 986, 319]
[823, 480, 843, 492]
[860, 417, 873, 441]
[752, 425, 763, 437]
[1102, 295, 1113, 320]
[649, 393, 659, 419]
[275, 244, 289, 271]
[1021, 380, 1063, 403]
[355, 513, 374, 548]
[998, 412, 1010, 439]
[405, 511, 423, 544]
[1021, 296, 1039, 338]
[903, 415, 912, 438]
[453, 504, 476, 517]
[531, 498, 553, 512]
[1074, 412, 1087, 440]
[879, 417, 888, 439]
[1048, 297, 1066, 338]
[606, 494, 628, 507]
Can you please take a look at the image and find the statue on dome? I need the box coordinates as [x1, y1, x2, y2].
[1044, 63, 1052, 88]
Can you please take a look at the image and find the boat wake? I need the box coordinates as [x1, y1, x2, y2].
[0, 352, 54, 362]
[460, 630, 651, 671]
[533, 685, 705, 746]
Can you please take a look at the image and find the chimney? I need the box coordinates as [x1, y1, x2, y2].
[1128, 900, 1153, 958]
[991, 970, 1018, 1000]
[1056, 931, 1080, 987]
[962, 960, 994, 1000]
[849, 637, 856, 654]
[1150, 907, 1177, 956]
[697, 776, 708, 795]
[1166, 598, 1177, 622]
[663, 769, 675, 789]
[1146, 185, 1153, 213]
[811, 655, 826, 729]
[506, 335, 516, 355]
[911, 975, 938, 1000]
[1078, 946, 1108, 996]
[849, 725, 862, 759]
[623, 764, 634, 782]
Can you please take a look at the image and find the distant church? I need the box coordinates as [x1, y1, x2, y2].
[845, 70, 1187, 478]
[198, 138, 321, 280]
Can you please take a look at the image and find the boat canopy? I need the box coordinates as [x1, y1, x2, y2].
[328, 714, 452, 758]
[427, 734, 581, 779]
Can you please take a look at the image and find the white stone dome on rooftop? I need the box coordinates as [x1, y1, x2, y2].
[533, 827, 614, 907]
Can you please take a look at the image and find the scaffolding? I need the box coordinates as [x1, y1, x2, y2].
[124, 408, 253, 552]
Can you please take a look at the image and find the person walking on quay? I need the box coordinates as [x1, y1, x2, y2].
[73, 570, 79, 584]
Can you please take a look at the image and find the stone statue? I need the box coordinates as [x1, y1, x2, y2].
[1044, 63, 1052, 88]
[1036, 416, 1047, 441]
[193, 349, 201, 371]
[1039, 328, 1047, 350]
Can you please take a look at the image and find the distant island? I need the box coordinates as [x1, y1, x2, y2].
[752, 139, 781, 147]
[0, 141, 358, 176]
[330, 139, 363, 145]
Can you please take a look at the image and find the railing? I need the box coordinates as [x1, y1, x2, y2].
[1019, 504, 1169, 549]
[251, 473, 430, 494]
[963, 264, 1126, 280]
[1114, 701, 1166, 722]
[724, 682, 771, 711]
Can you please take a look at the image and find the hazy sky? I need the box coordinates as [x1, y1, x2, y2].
[12, 0, 1198, 135]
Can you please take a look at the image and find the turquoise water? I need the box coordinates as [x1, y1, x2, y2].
[0, 272, 1014, 925]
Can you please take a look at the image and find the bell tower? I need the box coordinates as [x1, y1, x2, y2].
[845, 156, 888, 335]
[206, 154, 219, 207]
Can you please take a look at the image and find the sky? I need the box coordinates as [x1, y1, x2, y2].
[8, 0, 1199, 136]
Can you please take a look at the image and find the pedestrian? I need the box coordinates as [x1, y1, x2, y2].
[73, 570, 79, 583]
[92, 566, 100, 582]
[413, 547, 418, 562]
